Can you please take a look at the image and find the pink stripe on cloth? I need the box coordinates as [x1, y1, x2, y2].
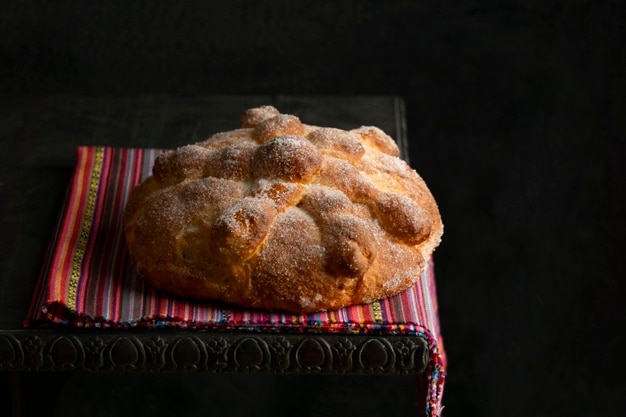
[25, 146, 446, 416]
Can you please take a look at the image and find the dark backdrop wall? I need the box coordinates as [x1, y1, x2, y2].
[2, 1, 625, 416]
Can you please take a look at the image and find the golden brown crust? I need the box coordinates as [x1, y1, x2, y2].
[254, 114, 305, 143]
[123, 106, 443, 313]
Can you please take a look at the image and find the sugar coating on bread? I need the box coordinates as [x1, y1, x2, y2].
[123, 106, 443, 313]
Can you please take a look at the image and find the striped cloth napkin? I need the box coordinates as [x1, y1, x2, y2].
[26, 146, 446, 415]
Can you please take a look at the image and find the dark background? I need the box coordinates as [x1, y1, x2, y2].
[1, 1, 625, 416]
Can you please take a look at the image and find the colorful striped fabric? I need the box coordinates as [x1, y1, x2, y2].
[26, 146, 446, 415]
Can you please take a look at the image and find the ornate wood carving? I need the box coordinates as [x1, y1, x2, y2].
[0, 331, 428, 374]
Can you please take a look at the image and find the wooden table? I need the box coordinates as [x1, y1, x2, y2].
[1, 95, 437, 416]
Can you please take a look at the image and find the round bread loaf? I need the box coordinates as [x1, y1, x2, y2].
[123, 106, 443, 313]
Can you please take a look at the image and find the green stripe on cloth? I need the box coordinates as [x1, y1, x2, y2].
[69, 146, 104, 307]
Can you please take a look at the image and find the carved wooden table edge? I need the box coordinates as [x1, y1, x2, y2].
[0, 330, 428, 375]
